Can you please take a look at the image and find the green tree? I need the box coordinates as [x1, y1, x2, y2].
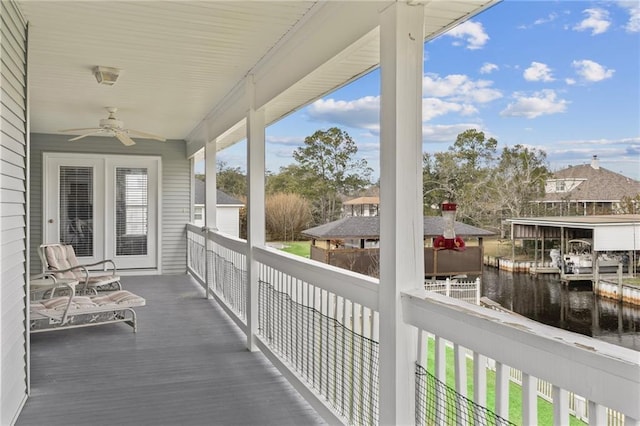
[266, 165, 309, 195]
[292, 127, 372, 223]
[216, 161, 247, 197]
[450, 128, 498, 171]
[619, 194, 640, 214]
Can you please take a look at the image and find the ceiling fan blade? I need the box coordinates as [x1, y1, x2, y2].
[115, 131, 136, 146]
[126, 129, 166, 141]
[59, 127, 102, 133]
[68, 131, 107, 141]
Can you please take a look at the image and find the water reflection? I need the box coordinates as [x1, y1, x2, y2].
[481, 267, 640, 352]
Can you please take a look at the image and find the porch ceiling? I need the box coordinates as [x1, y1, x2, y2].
[16, 1, 498, 156]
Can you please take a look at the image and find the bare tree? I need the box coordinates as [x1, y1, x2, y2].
[265, 192, 312, 241]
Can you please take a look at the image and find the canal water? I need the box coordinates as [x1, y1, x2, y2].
[481, 267, 640, 352]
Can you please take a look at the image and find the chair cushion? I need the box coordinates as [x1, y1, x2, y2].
[39, 296, 98, 310]
[91, 290, 145, 307]
[44, 245, 81, 280]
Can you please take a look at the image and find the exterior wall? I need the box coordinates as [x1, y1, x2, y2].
[29, 134, 190, 274]
[216, 206, 240, 237]
[192, 204, 241, 238]
[1, 0, 29, 422]
[310, 245, 484, 278]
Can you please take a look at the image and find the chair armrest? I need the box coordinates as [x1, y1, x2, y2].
[59, 281, 77, 324]
[81, 259, 118, 275]
[31, 272, 58, 283]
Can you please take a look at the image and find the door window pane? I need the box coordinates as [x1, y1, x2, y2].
[116, 168, 148, 256]
[59, 166, 93, 257]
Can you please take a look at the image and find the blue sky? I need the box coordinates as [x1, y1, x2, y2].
[216, 0, 640, 181]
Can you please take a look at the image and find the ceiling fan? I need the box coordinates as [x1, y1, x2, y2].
[60, 107, 166, 146]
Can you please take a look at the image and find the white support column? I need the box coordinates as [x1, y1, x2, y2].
[378, 3, 424, 424]
[205, 140, 217, 230]
[205, 138, 217, 300]
[246, 75, 265, 352]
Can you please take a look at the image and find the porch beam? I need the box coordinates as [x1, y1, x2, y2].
[246, 75, 266, 352]
[378, 2, 424, 424]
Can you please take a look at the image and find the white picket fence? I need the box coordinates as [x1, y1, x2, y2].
[424, 277, 481, 305]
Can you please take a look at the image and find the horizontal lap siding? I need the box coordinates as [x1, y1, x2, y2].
[29, 134, 190, 275]
[0, 0, 28, 424]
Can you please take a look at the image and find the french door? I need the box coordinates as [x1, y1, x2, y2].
[44, 153, 160, 271]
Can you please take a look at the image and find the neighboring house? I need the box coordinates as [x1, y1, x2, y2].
[342, 196, 380, 217]
[303, 216, 494, 278]
[537, 155, 640, 215]
[193, 179, 244, 237]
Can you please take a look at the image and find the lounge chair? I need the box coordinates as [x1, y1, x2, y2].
[39, 243, 122, 294]
[30, 279, 146, 333]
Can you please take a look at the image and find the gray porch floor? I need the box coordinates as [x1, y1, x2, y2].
[18, 274, 326, 426]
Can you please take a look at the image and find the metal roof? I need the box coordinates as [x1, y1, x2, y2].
[506, 214, 640, 228]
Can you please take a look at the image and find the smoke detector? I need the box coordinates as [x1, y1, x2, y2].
[93, 66, 121, 86]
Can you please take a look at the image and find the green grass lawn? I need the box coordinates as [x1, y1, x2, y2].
[275, 240, 311, 258]
[424, 341, 586, 426]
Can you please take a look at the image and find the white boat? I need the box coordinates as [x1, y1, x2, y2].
[562, 239, 621, 274]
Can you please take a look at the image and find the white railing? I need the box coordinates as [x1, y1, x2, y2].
[187, 226, 640, 425]
[424, 277, 480, 305]
[187, 224, 248, 327]
[254, 247, 380, 425]
[404, 288, 640, 426]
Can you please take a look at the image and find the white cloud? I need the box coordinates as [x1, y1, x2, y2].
[618, 1, 640, 32]
[573, 8, 611, 35]
[443, 20, 489, 50]
[423, 73, 502, 103]
[423, 123, 487, 143]
[572, 59, 615, 82]
[480, 62, 499, 74]
[500, 90, 569, 119]
[266, 135, 304, 147]
[307, 96, 380, 131]
[534, 12, 559, 26]
[306, 73, 502, 135]
[422, 98, 477, 121]
[523, 62, 555, 82]
[565, 78, 577, 85]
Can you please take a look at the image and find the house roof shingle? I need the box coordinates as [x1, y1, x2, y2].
[194, 179, 244, 206]
[343, 196, 380, 205]
[302, 216, 495, 239]
[542, 163, 640, 202]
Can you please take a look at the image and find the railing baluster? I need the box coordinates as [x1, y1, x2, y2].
[553, 385, 569, 425]
[473, 352, 487, 424]
[495, 361, 509, 420]
[435, 336, 446, 424]
[522, 373, 538, 425]
[454, 343, 467, 425]
[588, 400, 606, 425]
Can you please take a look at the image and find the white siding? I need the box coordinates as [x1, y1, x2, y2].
[217, 206, 241, 238]
[30, 134, 190, 275]
[1, 0, 29, 423]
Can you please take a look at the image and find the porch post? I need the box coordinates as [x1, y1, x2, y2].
[205, 139, 218, 230]
[378, 2, 424, 424]
[205, 139, 217, 300]
[246, 75, 265, 352]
